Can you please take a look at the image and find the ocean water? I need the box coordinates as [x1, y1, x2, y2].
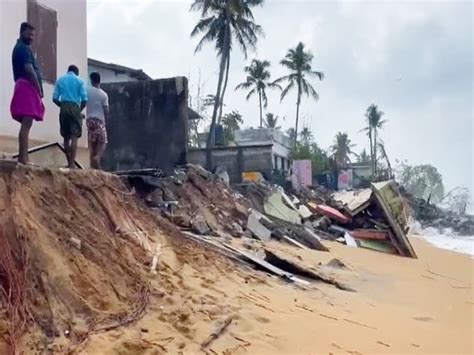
[410, 221, 474, 257]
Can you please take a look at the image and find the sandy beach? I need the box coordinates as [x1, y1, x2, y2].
[81, 236, 473, 354]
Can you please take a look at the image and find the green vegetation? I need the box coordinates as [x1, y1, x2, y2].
[330, 132, 355, 168]
[362, 104, 387, 175]
[264, 113, 280, 129]
[291, 127, 330, 176]
[396, 162, 445, 203]
[235, 59, 281, 127]
[191, 0, 263, 167]
[274, 42, 324, 148]
[221, 110, 243, 142]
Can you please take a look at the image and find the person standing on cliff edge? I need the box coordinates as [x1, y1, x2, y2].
[86, 72, 109, 170]
[53, 65, 88, 169]
[10, 22, 45, 165]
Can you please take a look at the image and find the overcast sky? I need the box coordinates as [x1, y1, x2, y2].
[87, 0, 473, 195]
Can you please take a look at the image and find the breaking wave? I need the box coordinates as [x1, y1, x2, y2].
[410, 221, 474, 257]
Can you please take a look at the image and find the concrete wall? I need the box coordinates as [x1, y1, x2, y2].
[188, 145, 274, 183]
[234, 128, 292, 149]
[88, 64, 139, 84]
[233, 128, 291, 174]
[0, 0, 88, 150]
[101, 78, 189, 173]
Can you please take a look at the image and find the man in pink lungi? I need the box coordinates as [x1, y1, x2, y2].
[10, 22, 45, 164]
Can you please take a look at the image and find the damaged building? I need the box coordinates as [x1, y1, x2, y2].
[189, 128, 293, 183]
[101, 77, 190, 174]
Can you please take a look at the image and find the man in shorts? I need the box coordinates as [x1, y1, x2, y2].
[53, 65, 88, 168]
[86, 72, 109, 169]
[10, 22, 45, 164]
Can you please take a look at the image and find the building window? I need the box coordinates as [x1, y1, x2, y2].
[274, 155, 278, 169]
[28, 0, 57, 82]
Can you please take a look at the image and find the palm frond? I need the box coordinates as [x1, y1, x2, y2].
[280, 80, 295, 101]
[235, 80, 253, 90]
[261, 88, 268, 108]
[309, 70, 324, 80]
[245, 87, 257, 100]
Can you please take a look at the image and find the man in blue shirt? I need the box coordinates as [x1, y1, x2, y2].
[10, 22, 45, 164]
[53, 65, 88, 168]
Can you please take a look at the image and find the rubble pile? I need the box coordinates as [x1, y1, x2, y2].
[127, 164, 252, 237]
[401, 189, 474, 236]
[0, 163, 419, 353]
[318, 182, 417, 258]
[127, 165, 416, 259]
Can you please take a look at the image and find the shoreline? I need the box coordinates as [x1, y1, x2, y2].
[412, 229, 474, 257]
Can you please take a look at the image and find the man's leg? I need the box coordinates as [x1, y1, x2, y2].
[93, 142, 106, 170]
[89, 136, 96, 169]
[63, 137, 71, 167]
[18, 117, 33, 164]
[69, 136, 79, 169]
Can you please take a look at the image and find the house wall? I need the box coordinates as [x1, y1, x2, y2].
[188, 145, 274, 183]
[88, 64, 139, 83]
[0, 0, 88, 150]
[100, 78, 189, 173]
[234, 128, 292, 173]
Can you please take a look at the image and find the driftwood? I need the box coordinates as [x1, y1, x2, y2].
[264, 250, 355, 292]
[201, 316, 233, 349]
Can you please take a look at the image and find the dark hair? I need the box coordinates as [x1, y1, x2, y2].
[68, 65, 79, 75]
[20, 22, 35, 33]
[90, 72, 101, 84]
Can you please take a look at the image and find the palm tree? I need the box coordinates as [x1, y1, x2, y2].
[377, 141, 393, 179]
[286, 128, 296, 145]
[330, 132, 355, 168]
[363, 104, 386, 175]
[190, 0, 263, 168]
[263, 113, 280, 129]
[357, 148, 371, 164]
[235, 59, 280, 127]
[222, 110, 243, 142]
[274, 42, 324, 148]
[300, 126, 314, 146]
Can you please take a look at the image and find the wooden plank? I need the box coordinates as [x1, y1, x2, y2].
[371, 181, 417, 258]
[279, 234, 308, 249]
[331, 189, 372, 216]
[314, 204, 351, 224]
[223, 243, 309, 285]
[357, 240, 397, 255]
[351, 229, 389, 241]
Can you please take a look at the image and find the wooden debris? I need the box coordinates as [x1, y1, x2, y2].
[201, 316, 233, 349]
[343, 318, 377, 330]
[263, 250, 355, 292]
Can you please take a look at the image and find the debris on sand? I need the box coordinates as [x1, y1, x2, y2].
[0, 162, 417, 353]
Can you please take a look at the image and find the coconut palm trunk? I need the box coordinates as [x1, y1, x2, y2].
[368, 129, 374, 175]
[293, 83, 302, 148]
[258, 89, 263, 127]
[373, 128, 378, 175]
[205, 0, 230, 169]
[218, 55, 231, 124]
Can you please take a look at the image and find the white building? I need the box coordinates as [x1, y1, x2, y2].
[88, 58, 151, 84]
[234, 128, 293, 171]
[0, 0, 87, 158]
